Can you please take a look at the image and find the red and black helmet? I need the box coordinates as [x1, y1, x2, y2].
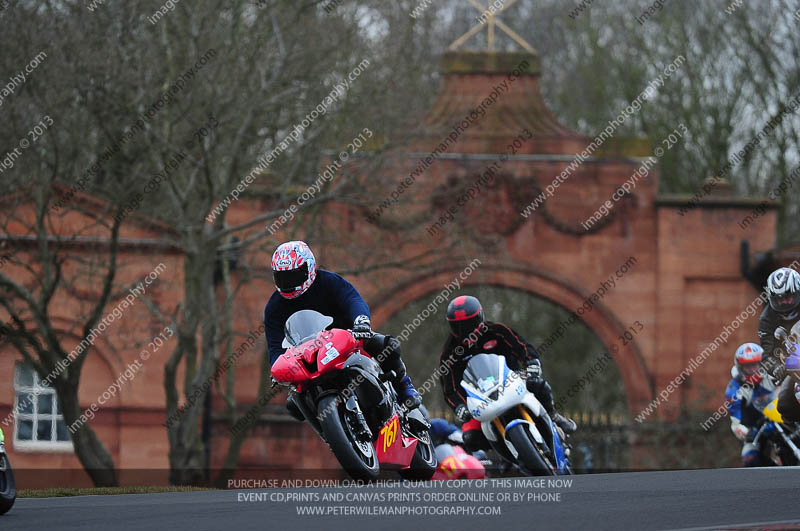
[446, 295, 485, 339]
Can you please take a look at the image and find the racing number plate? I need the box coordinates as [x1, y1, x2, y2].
[380, 416, 399, 453]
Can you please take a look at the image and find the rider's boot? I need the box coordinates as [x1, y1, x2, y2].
[553, 412, 577, 434]
[527, 375, 577, 434]
[394, 374, 422, 410]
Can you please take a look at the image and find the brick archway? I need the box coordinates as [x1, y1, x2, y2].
[334, 49, 779, 420]
[371, 266, 652, 415]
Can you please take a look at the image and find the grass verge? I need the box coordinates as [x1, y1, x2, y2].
[18, 486, 215, 498]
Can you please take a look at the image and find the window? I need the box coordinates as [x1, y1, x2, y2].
[13, 363, 72, 451]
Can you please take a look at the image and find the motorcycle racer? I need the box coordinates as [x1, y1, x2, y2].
[725, 343, 776, 466]
[438, 295, 575, 452]
[264, 241, 421, 410]
[757, 267, 800, 422]
[776, 326, 800, 422]
[758, 267, 800, 374]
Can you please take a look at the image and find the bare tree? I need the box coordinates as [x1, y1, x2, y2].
[0, 188, 125, 487]
[7, 0, 798, 487]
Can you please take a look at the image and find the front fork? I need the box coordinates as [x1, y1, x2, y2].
[491, 405, 537, 438]
[403, 407, 432, 444]
[344, 395, 373, 441]
[773, 422, 800, 463]
[496, 405, 568, 462]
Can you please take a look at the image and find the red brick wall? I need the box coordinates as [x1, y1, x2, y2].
[0, 51, 779, 485]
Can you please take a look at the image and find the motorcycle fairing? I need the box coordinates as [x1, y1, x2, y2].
[341, 352, 382, 380]
[373, 413, 418, 468]
[460, 356, 512, 409]
[342, 354, 394, 427]
[461, 362, 530, 421]
[432, 444, 486, 481]
[478, 395, 547, 445]
[542, 414, 569, 473]
[406, 407, 432, 433]
[272, 328, 363, 389]
[763, 398, 784, 423]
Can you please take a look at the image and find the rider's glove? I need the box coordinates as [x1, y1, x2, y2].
[454, 404, 471, 423]
[765, 352, 787, 381]
[525, 359, 543, 383]
[731, 418, 749, 441]
[351, 315, 373, 340]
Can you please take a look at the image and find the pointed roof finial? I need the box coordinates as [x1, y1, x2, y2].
[448, 0, 536, 54]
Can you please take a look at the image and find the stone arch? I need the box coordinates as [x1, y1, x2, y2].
[371, 265, 652, 415]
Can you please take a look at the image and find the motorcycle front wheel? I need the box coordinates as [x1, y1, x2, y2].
[0, 452, 16, 515]
[505, 423, 554, 476]
[318, 395, 380, 481]
[398, 434, 437, 481]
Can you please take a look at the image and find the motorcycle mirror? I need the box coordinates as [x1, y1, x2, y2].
[775, 327, 788, 342]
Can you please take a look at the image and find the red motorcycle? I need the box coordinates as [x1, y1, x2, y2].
[271, 310, 437, 481]
[432, 444, 487, 481]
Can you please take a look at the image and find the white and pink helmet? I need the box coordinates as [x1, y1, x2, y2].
[271, 241, 317, 299]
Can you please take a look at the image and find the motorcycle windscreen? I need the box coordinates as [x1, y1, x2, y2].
[463, 353, 507, 393]
[282, 310, 334, 348]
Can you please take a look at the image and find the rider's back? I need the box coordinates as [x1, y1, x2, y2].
[264, 269, 369, 363]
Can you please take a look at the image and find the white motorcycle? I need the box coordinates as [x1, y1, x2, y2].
[0, 428, 15, 515]
[460, 353, 571, 475]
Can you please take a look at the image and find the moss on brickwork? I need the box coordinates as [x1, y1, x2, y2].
[440, 51, 540, 76]
[594, 137, 653, 158]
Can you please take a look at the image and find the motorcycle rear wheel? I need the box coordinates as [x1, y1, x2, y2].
[318, 395, 380, 481]
[0, 453, 16, 515]
[506, 424, 554, 476]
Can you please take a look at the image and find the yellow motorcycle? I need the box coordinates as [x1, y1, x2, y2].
[0, 428, 15, 515]
[763, 325, 800, 465]
[755, 399, 800, 466]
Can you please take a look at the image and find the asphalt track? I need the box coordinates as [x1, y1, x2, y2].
[3, 468, 800, 531]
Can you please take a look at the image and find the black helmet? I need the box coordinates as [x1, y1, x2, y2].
[767, 267, 800, 318]
[446, 296, 485, 339]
